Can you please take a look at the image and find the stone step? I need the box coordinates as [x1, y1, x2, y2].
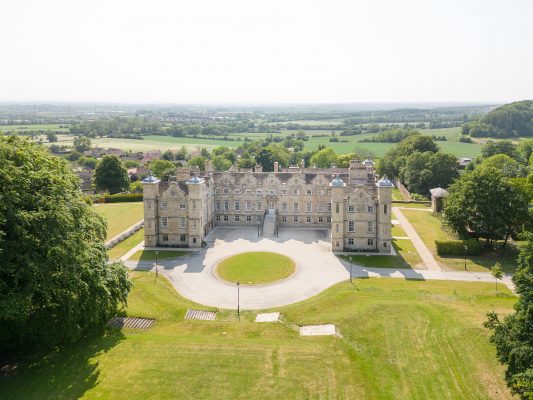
[108, 317, 155, 330]
[185, 309, 217, 321]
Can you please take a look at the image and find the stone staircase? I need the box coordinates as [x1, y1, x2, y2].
[262, 213, 276, 236]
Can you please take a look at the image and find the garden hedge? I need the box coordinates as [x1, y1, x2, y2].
[104, 193, 143, 203]
[435, 239, 481, 256]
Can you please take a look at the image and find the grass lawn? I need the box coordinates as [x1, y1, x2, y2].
[402, 209, 518, 273]
[216, 252, 296, 285]
[391, 222, 407, 237]
[93, 202, 144, 240]
[128, 249, 187, 261]
[392, 187, 404, 200]
[340, 239, 423, 270]
[0, 271, 516, 400]
[107, 228, 145, 261]
[393, 202, 432, 209]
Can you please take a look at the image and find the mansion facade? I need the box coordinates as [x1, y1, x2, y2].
[142, 159, 393, 253]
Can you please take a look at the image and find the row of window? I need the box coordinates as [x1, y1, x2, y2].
[216, 215, 259, 222]
[347, 238, 375, 246]
[348, 205, 374, 213]
[160, 201, 188, 210]
[214, 215, 333, 223]
[214, 200, 334, 213]
[215, 188, 329, 196]
[161, 216, 186, 228]
[347, 220, 374, 233]
[281, 216, 332, 223]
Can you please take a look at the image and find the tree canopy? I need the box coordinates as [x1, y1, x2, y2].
[463, 100, 533, 138]
[148, 159, 177, 179]
[94, 155, 130, 194]
[378, 135, 456, 196]
[485, 238, 533, 399]
[0, 136, 131, 352]
[310, 148, 337, 168]
[443, 166, 530, 247]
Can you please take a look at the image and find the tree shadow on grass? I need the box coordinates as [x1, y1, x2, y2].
[0, 329, 125, 400]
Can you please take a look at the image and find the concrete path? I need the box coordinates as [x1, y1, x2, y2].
[125, 227, 514, 310]
[121, 240, 145, 262]
[392, 207, 441, 271]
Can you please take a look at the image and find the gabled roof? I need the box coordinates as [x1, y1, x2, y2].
[429, 187, 449, 197]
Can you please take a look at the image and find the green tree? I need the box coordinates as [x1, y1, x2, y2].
[78, 156, 98, 169]
[481, 140, 520, 161]
[237, 157, 256, 169]
[94, 155, 130, 194]
[254, 143, 291, 172]
[485, 238, 533, 399]
[491, 262, 503, 293]
[73, 136, 91, 153]
[188, 156, 206, 172]
[212, 155, 233, 171]
[378, 135, 438, 179]
[480, 154, 528, 178]
[123, 160, 140, 168]
[310, 148, 337, 168]
[161, 150, 174, 161]
[46, 132, 58, 142]
[400, 151, 458, 195]
[148, 159, 177, 180]
[443, 166, 530, 247]
[0, 136, 131, 352]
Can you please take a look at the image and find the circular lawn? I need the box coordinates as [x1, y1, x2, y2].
[215, 252, 296, 285]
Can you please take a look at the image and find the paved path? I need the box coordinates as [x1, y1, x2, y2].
[392, 207, 441, 271]
[121, 240, 145, 262]
[125, 227, 514, 310]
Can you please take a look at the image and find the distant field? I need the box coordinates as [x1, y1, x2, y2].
[0, 124, 69, 132]
[41, 126, 483, 158]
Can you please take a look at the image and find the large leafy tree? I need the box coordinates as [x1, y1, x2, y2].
[443, 166, 530, 247]
[94, 155, 130, 194]
[148, 159, 177, 179]
[401, 151, 459, 195]
[485, 238, 533, 399]
[378, 134, 438, 179]
[310, 148, 337, 168]
[73, 136, 92, 153]
[0, 136, 131, 352]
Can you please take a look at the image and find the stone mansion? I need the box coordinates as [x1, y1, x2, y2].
[142, 159, 393, 253]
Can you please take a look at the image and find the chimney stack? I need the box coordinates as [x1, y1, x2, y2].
[255, 164, 263, 173]
[274, 161, 279, 173]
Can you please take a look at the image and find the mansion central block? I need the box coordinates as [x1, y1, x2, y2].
[142, 159, 393, 253]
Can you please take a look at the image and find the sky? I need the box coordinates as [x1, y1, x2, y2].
[0, 0, 532, 104]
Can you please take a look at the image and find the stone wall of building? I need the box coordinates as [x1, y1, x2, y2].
[142, 160, 392, 252]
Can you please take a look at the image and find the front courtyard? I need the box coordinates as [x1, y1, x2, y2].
[126, 226, 515, 309]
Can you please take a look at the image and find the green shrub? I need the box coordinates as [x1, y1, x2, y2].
[435, 239, 481, 256]
[104, 193, 143, 203]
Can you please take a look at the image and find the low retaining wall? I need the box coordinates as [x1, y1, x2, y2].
[106, 220, 144, 249]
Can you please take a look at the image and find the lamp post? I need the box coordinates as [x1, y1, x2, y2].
[257, 221, 260, 237]
[464, 245, 467, 271]
[155, 250, 159, 281]
[237, 281, 240, 321]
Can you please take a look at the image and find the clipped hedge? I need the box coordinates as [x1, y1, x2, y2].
[435, 239, 481, 256]
[104, 193, 143, 203]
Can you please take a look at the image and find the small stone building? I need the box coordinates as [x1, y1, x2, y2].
[430, 187, 449, 213]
